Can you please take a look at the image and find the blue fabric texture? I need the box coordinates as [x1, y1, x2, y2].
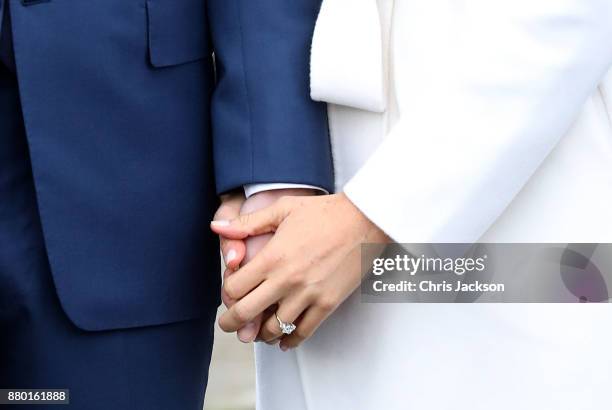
[1, 7, 215, 407]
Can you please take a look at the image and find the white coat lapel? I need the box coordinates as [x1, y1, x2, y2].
[310, 0, 392, 113]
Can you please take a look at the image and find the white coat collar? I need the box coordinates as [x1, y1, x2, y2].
[310, 0, 392, 113]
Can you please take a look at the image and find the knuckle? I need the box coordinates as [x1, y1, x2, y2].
[286, 270, 306, 289]
[239, 213, 251, 226]
[232, 304, 250, 323]
[218, 318, 233, 333]
[223, 280, 240, 300]
[317, 295, 338, 312]
[220, 292, 232, 308]
[303, 282, 323, 300]
[238, 214, 258, 235]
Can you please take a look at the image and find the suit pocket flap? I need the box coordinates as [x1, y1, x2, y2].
[146, 0, 210, 67]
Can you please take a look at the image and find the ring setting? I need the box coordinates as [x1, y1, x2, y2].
[275, 313, 297, 335]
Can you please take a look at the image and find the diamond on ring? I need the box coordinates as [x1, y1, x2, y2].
[276, 313, 296, 335]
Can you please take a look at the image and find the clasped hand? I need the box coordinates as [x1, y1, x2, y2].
[211, 190, 388, 351]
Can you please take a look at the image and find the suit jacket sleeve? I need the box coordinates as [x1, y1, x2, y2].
[343, 0, 612, 243]
[207, 0, 334, 194]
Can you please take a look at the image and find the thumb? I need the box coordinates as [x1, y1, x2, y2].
[214, 194, 247, 269]
[210, 197, 293, 239]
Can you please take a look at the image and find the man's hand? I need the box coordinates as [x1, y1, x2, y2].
[214, 192, 247, 271]
[215, 191, 257, 343]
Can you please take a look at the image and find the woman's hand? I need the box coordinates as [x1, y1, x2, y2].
[211, 193, 389, 350]
[214, 188, 321, 343]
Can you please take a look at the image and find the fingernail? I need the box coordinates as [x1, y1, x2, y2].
[280, 344, 289, 352]
[238, 322, 258, 343]
[225, 249, 237, 264]
[211, 220, 230, 227]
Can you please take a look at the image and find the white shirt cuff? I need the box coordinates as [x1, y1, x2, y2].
[243, 183, 328, 198]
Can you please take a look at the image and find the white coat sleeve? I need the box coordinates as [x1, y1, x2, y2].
[344, 0, 612, 243]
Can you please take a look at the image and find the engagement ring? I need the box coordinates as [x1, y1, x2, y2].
[275, 313, 296, 335]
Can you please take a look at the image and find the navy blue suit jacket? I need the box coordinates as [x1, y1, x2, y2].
[8, 0, 333, 331]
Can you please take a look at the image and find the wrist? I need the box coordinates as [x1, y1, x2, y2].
[340, 193, 390, 244]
